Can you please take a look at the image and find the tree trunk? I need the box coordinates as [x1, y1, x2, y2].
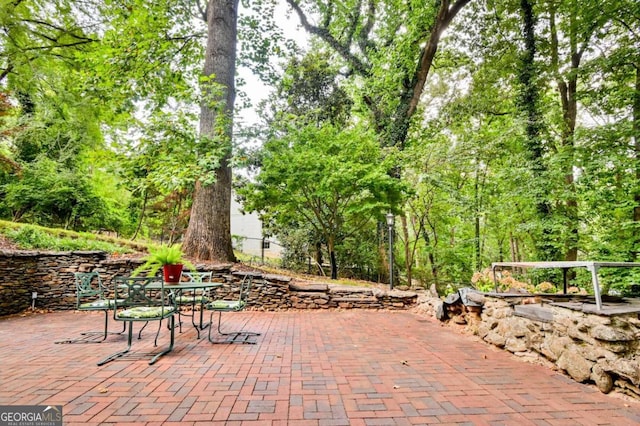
[131, 190, 148, 241]
[474, 163, 481, 270]
[315, 241, 324, 275]
[288, 0, 470, 150]
[519, 0, 558, 261]
[182, 0, 238, 262]
[401, 214, 412, 287]
[328, 236, 337, 280]
[633, 64, 640, 260]
[421, 221, 439, 284]
[550, 4, 583, 262]
[387, 0, 472, 148]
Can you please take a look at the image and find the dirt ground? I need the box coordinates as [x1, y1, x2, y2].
[0, 235, 18, 250]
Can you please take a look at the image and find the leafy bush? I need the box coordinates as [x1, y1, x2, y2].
[471, 268, 535, 293]
[3, 225, 132, 253]
[534, 281, 557, 293]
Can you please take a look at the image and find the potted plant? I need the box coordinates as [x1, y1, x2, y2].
[131, 244, 196, 284]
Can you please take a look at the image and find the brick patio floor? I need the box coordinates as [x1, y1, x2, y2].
[0, 309, 638, 425]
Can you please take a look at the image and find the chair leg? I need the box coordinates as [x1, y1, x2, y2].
[97, 317, 175, 366]
[75, 310, 108, 341]
[149, 316, 175, 365]
[55, 310, 114, 344]
[196, 302, 210, 339]
[176, 307, 184, 333]
[97, 321, 133, 366]
[198, 303, 209, 331]
[207, 311, 260, 344]
[154, 319, 165, 347]
[138, 321, 149, 339]
[190, 300, 199, 336]
[176, 301, 204, 337]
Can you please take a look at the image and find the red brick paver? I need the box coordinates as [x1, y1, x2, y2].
[0, 310, 638, 425]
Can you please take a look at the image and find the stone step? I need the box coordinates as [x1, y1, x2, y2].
[514, 304, 554, 323]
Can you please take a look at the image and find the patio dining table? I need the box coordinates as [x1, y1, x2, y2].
[147, 280, 222, 338]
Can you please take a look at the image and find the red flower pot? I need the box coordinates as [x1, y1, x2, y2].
[163, 264, 183, 284]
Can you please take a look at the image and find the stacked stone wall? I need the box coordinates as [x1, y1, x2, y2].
[0, 250, 109, 315]
[415, 293, 640, 400]
[0, 250, 417, 316]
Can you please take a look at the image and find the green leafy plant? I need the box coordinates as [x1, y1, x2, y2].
[2, 224, 133, 253]
[131, 244, 195, 277]
[471, 268, 535, 293]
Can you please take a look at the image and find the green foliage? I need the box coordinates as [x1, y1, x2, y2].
[2, 224, 133, 253]
[2, 157, 105, 228]
[266, 52, 354, 127]
[1, 0, 639, 284]
[240, 123, 407, 279]
[275, 226, 318, 273]
[119, 107, 227, 193]
[131, 244, 195, 277]
[471, 268, 535, 293]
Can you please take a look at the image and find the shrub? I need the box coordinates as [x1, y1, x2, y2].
[3, 224, 132, 253]
[535, 281, 557, 293]
[471, 268, 534, 293]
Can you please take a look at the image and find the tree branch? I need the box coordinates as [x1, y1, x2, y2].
[20, 39, 95, 51]
[285, 0, 371, 76]
[23, 19, 98, 43]
[0, 64, 14, 83]
[196, 0, 208, 22]
[406, 0, 472, 118]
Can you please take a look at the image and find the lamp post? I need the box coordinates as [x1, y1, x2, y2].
[386, 212, 395, 290]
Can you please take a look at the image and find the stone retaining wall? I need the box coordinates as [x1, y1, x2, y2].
[0, 250, 417, 316]
[0, 250, 109, 315]
[415, 293, 640, 400]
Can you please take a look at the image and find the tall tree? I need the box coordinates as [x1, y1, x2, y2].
[241, 124, 406, 279]
[517, 0, 559, 260]
[547, 0, 582, 261]
[285, 0, 471, 149]
[182, 0, 238, 261]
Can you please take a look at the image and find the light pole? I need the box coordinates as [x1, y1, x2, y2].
[386, 212, 395, 290]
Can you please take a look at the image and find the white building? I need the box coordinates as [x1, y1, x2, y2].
[230, 195, 283, 259]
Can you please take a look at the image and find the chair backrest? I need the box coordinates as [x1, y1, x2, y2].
[114, 276, 172, 311]
[74, 272, 105, 307]
[181, 271, 213, 283]
[237, 274, 254, 304]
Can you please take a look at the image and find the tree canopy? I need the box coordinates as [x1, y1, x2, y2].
[0, 0, 638, 293]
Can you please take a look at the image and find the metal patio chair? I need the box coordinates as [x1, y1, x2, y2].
[175, 271, 214, 337]
[55, 271, 125, 344]
[97, 276, 176, 366]
[205, 274, 261, 344]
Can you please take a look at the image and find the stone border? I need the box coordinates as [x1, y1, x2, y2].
[414, 292, 640, 400]
[0, 250, 417, 316]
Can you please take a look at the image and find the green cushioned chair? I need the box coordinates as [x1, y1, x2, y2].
[55, 271, 125, 344]
[97, 276, 176, 366]
[175, 271, 213, 337]
[205, 273, 260, 344]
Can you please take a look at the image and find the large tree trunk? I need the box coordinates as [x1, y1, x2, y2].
[473, 162, 481, 270]
[182, 0, 238, 262]
[519, 0, 558, 261]
[386, 0, 472, 148]
[633, 64, 640, 260]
